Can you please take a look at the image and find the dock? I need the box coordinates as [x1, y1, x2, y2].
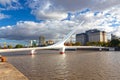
[0, 62, 28, 80]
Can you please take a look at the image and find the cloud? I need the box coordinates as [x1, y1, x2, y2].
[1, 5, 120, 41]
[0, 13, 10, 19]
[1, 1, 120, 42]
[26, 0, 120, 21]
[51, 0, 120, 11]
[0, 0, 21, 20]
[0, 0, 21, 10]
[0, 20, 78, 40]
[27, 0, 67, 20]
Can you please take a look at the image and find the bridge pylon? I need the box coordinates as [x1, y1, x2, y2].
[30, 50, 36, 55]
[59, 46, 65, 54]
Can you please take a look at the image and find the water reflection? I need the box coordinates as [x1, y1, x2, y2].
[31, 53, 36, 59]
[62, 53, 66, 59]
[53, 53, 68, 79]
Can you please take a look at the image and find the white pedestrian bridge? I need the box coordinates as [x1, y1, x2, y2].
[0, 21, 111, 54]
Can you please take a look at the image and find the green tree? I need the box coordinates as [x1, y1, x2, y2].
[15, 44, 24, 48]
[0, 46, 2, 49]
[119, 43, 120, 47]
[86, 42, 108, 46]
[74, 42, 81, 46]
[110, 39, 120, 47]
[102, 42, 110, 47]
[32, 43, 37, 47]
[86, 42, 96, 46]
[7, 45, 13, 49]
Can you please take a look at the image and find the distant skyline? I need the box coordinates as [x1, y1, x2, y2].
[0, 0, 120, 46]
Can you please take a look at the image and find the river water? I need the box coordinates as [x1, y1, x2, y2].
[2, 50, 120, 80]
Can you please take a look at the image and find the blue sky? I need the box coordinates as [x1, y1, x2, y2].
[1, 9, 35, 26]
[0, 0, 120, 46]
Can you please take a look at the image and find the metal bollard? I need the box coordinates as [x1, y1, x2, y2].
[0, 55, 1, 62]
[1, 56, 7, 62]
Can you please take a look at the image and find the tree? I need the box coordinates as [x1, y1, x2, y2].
[86, 42, 109, 47]
[110, 39, 120, 47]
[0, 46, 2, 49]
[64, 42, 72, 46]
[15, 44, 24, 48]
[32, 42, 37, 47]
[7, 45, 13, 49]
[74, 42, 81, 46]
[86, 42, 95, 46]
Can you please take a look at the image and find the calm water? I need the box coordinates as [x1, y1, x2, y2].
[2, 50, 120, 80]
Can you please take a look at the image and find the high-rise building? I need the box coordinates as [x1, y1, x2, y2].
[39, 36, 45, 46]
[111, 34, 120, 40]
[30, 40, 37, 47]
[76, 33, 87, 45]
[86, 29, 107, 42]
[76, 29, 107, 45]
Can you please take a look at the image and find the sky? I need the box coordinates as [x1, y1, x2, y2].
[0, 0, 120, 46]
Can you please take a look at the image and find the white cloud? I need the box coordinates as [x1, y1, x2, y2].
[1, 5, 120, 41]
[69, 5, 120, 39]
[111, 26, 120, 36]
[0, 0, 21, 10]
[1, 1, 120, 42]
[27, 0, 67, 20]
[51, 0, 120, 11]
[26, 0, 120, 20]
[0, 13, 10, 19]
[0, 0, 14, 6]
[0, 20, 79, 40]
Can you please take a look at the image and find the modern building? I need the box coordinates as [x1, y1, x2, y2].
[76, 29, 107, 45]
[86, 29, 107, 42]
[30, 40, 37, 47]
[111, 34, 120, 40]
[76, 33, 87, 45]
[39, 36, 46, 46]
[46, 40, 54, 45]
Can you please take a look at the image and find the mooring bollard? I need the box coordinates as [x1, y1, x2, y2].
[0, 55, 2, 62]
[1, 56, 7, 62]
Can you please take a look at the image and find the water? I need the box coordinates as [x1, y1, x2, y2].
[2, 50, 120, 80]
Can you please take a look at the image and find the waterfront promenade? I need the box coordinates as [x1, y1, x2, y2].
[0, 62, 28, 80]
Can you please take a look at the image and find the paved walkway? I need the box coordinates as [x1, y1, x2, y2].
[0, 62, 28, 80]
